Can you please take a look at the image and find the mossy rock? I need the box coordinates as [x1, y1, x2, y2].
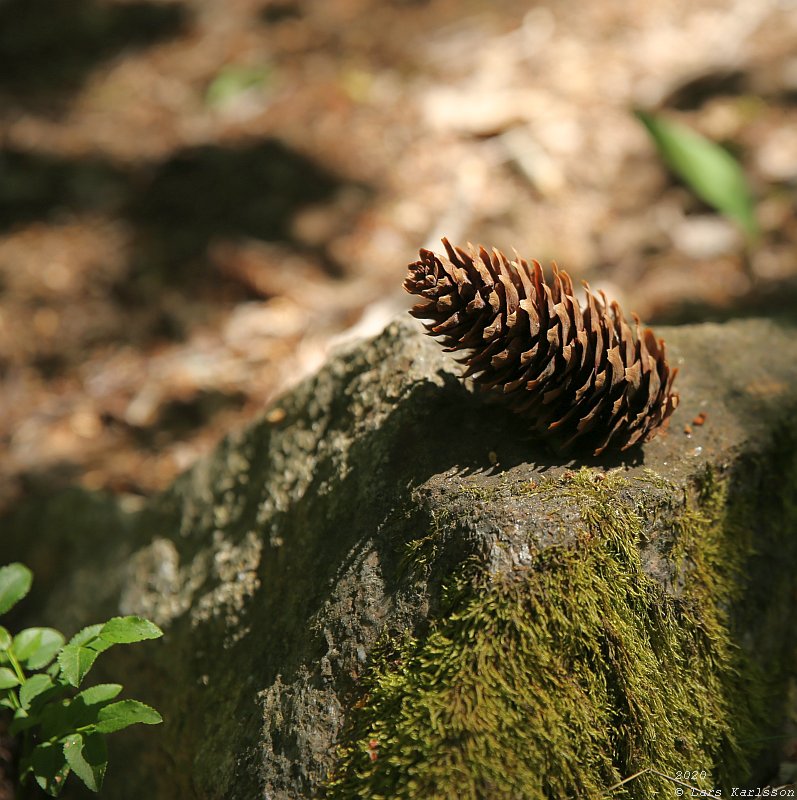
[327, 467, 786, 799]
[3, 316, 797, 799]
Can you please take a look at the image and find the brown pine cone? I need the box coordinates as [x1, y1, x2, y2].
[404, 239, 679, 456]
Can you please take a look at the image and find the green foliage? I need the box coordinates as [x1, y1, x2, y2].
[0, 563, 163, 797]
[636, 109, 758, 239]
[0, 563, 32, 615]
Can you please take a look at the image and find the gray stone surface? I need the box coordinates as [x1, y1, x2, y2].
[3, 315, 797, 798]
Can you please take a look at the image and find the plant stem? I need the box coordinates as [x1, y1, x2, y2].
[6, 653, 25, 689]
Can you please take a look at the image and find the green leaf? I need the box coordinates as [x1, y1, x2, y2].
[54, 684, 123, 732]
[100, 616, 163, 644]
[57, 644, 102, 688]
[39, 699, 73, 741]
[67, 624, 104, 647]
[63, 733, 107, 793]
[57, 628, 113, 687]
[12, 627, 65, 669]
[0, 667, 20, 688]
[31, 741, 70, 797]
[0, 626, 11, 650]
[636, 110, 758, 238]
[76, 683, 123, 706]
[56, 618, 159, 687]
[19, 673, 54, 708]
[0, 563, 33, 615]
[95, 699, 162, 733]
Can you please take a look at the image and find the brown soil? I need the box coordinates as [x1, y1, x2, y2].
[1, 0, 796, 513]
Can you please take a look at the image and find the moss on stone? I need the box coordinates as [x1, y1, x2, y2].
[325, 468, 767, 799]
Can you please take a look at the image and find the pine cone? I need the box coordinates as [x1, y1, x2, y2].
[404, 239, 679, 456]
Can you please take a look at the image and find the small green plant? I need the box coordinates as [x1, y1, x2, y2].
[205, 64, 273, 107]
[0, 562, 164, 796]
[636, 109, 759, 240]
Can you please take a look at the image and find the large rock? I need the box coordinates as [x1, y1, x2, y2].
[4, 315, 797, 799]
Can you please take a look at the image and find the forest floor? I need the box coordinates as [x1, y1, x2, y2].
[1, 0, 797, 513]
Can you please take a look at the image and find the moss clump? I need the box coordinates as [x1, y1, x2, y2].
[326, 468, 764, 799]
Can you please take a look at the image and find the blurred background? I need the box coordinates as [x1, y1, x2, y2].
[1, 0, 797, 514]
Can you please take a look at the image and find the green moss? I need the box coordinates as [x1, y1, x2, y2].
[325, 468, 770, 799]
